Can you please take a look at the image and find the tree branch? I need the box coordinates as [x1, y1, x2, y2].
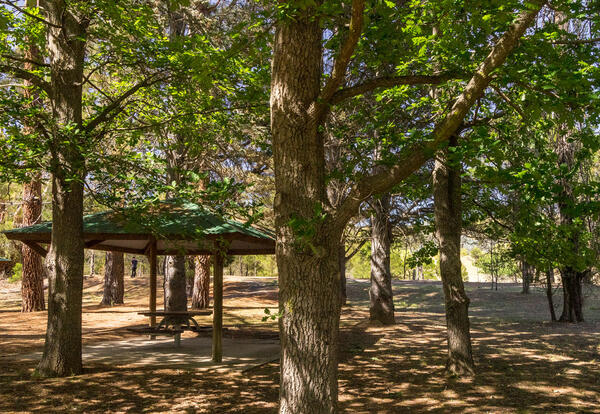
[1, 54, 49, 68]
[0, 0, 62, 28]
[470, 198, 513, 232]
[0, 64, 51, 95]
[330, 73, 463, 105]
[459, 111, 506, 132]
[317, 0, 365, 109]
[331, 1, 546, 230]
[345, 239, 367, 261]
[489, 84, 527, 120]
[552, 36, 600, 45]
[85, 74, 166, 133]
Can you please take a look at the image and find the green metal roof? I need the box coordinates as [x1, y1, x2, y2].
[3, 201, 275, 256]
[0, 257, 11, 262]
[5, 202, 271, 238]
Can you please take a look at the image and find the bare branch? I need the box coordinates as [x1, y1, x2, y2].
[345, 239, 367, 261]
[317, 0, 366, 109]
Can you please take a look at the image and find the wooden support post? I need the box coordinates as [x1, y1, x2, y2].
[212, 251, 224, 362]
[148, 239, 157, 330]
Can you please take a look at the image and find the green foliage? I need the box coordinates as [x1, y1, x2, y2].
[9, 262, 22, 283]
[261, 307, 283, 322]
[472, 244, 519, 282]
[347, 239, 440, 280]
[405, 241, 438, 269]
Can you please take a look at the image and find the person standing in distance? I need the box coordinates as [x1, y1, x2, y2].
[131, 256, 138, 278]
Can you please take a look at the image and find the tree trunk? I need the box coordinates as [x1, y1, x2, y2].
[556, 131, 585, 323]
[186, 259, 193, 297]
[21, 177, 45, 312]
[521, 261, 532, 294]
[37, 3, 87, 377]
[271, 11, 342, 412]
[192, 255, 211, 309]
[559, 268, 584, 322]
[20, 0, 45, 313]
[100, 252, 124, 305]
[369, 194, 395, 324]
[433, 135, 475, 376]
[546, 268, 557, 322]
[339, 244, 347, 306]
[164, 255, 188, 320]
[88, 251, 95, 277]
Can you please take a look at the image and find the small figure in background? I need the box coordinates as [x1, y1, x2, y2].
[131, 256, 138, 278]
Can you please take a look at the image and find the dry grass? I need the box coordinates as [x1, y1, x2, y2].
[1, 275, 599, 413]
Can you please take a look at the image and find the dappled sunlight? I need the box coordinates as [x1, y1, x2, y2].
[1, 277, 599, 412]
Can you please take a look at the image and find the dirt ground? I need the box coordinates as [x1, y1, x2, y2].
[1, 274, 599, 413]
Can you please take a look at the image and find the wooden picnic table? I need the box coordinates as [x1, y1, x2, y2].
[137, 310, 213, 346]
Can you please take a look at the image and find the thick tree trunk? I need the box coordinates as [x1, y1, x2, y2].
[546, 268, 557, 322]
[268, 1, 542, 409]
[192, 255, 211, 309]
[100, 252, 124, 305]
[339, 244, 347, 306]
[271, 11, 342, 413]
[433, 136, 475, 376]
[164, 255, 188, 320]
[369, 194, 395, 324]
[21, 177, 45, 312]
[556, 130, 585, 323]
[559, 268, 584, 322]
[521, 261, 533, 294]
[37, 2, 87, 377]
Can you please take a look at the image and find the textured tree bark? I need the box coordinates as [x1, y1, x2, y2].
[192, 255, 211, 309]
[521, 261, 533, 294]
[559, 268, 584, 322]
[164, 255, 188, 322]
[186, 259, 193, 297]
[433, 136, 475, 376]
[88, 252, 95, 277]
[37, 1, 87, 377]
[555, 131, 585, 323]
[546, 268, 557, 322]
[269, 1, 541, 410]
[20, 0, 45, 313]
[21, 177, 45, 312]
[271, 10, 342, 413]
[100, 252, 124, 305]
[339, 244, 347, 306]
[369, 194, 395, 324]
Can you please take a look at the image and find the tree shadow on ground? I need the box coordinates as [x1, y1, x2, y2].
[1, 279, 599, 413]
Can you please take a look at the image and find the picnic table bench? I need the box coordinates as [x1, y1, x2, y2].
[136, 310, 213, 346]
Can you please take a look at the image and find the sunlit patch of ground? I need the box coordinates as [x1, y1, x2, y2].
[1, 275, 599, 413]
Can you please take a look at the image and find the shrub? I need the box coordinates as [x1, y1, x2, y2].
[9, 263, 22, 283]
